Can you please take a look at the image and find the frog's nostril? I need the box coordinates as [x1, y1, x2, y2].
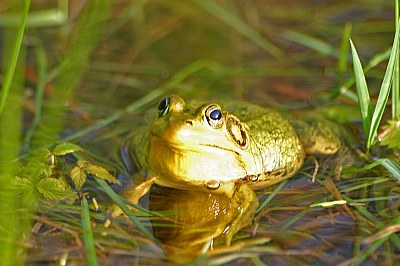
[186, 120, 193, 125]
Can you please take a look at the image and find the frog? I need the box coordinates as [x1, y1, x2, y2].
[109, 95, 341, 246]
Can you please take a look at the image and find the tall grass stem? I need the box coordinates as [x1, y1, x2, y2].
[0, 0, 31, 114]
[81, 197, 99, 266]
[350, 40, 373, 139]
[394, 0, 400, 118]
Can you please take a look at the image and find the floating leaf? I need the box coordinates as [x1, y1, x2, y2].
[70, 166, 87, 190]
[37, 177, 69, 201]
[83, 163, 120, 185]
[53, 142, 83, 156]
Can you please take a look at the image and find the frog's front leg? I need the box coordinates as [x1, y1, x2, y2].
[105, 176, 156, 227]
[223, 184, 258, 246]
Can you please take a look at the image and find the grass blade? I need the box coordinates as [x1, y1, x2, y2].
[0, 0, 31, 114]
[281, 30, 339, 57]
[379, 158, 400, 182]
[334, 46, 390, 101]
[350, 39, 373, 139]
[367, 20, 400, 148]
[361, 158, 400, 182]
[256, 179, 287, 215]
[30, 0, 111, 149]
[394, 0, 400, 118]
[94, 179, 155, 242]
[81, 197, 99, 266]
[192, 0, 283, 59]
[23, 41, 47, 147]
[338, 23, 352, 78]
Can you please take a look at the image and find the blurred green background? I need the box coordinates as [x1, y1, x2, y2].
[1, 0, 399, 265]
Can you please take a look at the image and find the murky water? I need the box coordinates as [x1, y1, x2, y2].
[2, 0, 400, 265]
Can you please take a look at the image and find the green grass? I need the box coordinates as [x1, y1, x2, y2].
[81, 197, 98, 266]
[0, 0, 30, 114]
[0, 1, 31, 265]
[351, 21, 400, 150]
[394, 0, 400, 119]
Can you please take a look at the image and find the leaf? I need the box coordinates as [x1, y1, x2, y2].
[41, 164, 53, 177]
[350, 39, 373, 140]
[361, 159, 384, 171]
[36, 177, 69, 201]
[30, 148, 52, 162]
[81, 197, 99, 266]
[29, 163, 52, 177]
[83, 163, 120, 185]
[361, 158, 400, 182]
[70, 166, 87, 190]
[380, 121, 400, 148]
[12, 176, 40, 210]
[21, 185, 40, 210]
[12, 176, 33, 191]
[380, 158, 400, 182]
[381, 129, 400, 148]
[368, 20, 400, 149]
[21, 162, 51, 179]
[53, 142, 83, 156]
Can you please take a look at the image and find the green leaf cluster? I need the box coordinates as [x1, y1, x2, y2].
[11, 142, 119, 210]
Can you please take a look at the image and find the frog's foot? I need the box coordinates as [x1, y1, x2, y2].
[223, 185, 259, 246]
[104, 177, 156, 227]
[309, 155, 319, 182]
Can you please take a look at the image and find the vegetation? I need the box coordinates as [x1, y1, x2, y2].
[1, 0, 400, 265]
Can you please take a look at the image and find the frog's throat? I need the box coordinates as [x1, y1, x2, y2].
[148, 136, 253, 186]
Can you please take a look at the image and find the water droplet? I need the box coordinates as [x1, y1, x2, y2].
[205, 180, 220, 190]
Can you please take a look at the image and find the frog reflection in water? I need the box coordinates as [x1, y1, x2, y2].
[113, 95, 341, 246]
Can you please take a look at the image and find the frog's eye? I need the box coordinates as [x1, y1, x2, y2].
[158, 97, 170, 117]
[205, 105, 223, 129]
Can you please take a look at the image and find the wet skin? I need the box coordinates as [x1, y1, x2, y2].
[113, 95, 341, 245]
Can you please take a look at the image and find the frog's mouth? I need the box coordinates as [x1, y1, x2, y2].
[150, 129, 243, 154]
[199, 143, 241, 156]
[151, 134, 241, 156]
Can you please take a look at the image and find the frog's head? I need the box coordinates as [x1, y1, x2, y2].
[147, 95, 253, 196]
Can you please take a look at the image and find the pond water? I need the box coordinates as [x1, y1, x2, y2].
[1, 0, 400, 265]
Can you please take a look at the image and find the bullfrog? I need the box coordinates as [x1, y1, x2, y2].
[110, 95, 341, 245]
